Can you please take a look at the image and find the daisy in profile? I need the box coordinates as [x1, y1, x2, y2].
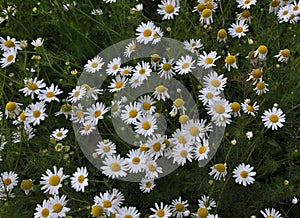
[261, 106, 286, 130]
[20, 179, 34, 195]
[110, 188, 125, 207]
[217, 29, 228, 43]
[90, 204, 104, 218]
[49, 194, 70, 217]
[254, 45, 268, 60]
[138, 95, 156, 115]
[1, 171, 18, 191]
[84, 101, 109, 125]
[117, 206, 141, 218]
[172, 144, 193, 166]
[100, 154, 128, 179]
[108, 75, 128, 93]
[5, 101, 22, 119]
[225, 53, 238, 71]
[38, 83, 63, 103]
[34, 199, 53, 218]
[40, 166, 69, 195]
[96, 139, 117, 158]
[124, 40, 136, 58]
[241, 99, 259, 116]
[230, 102, 241, 117]
[80, 121, 97, 136]
[0, 36, 22, 52]
[200, 8, 213, 25]
[51, 128, 68, 141]
[1, 50, 17, 68]
[246, 68, 263, 83]
[199, 87, 221, 106]
[237, 9, 252, 23]
[170, 98, 186, 116]
[81, 84, 103, 100]
[198, 51, 220, 69]
[139, 178, 156, 193]
[236, 0, 256, 9]
[19, 77, 46, 99]
[84, 56, 104, 73]
[71, 166, 89, 192]
[193, 138, 210, 161]
[152, 85, 170, 101]
[67, 85, 86, 103]
[25, 101, 47, 126]
[106, 57, 121, 76]
[170, 196, 189, 218]
[152, 26, 164, 45]
[269, 0, 280, 14]
[125, 149, 148, 173]
[233, 163, 256, 186]
[158, 58, 175, 79]
[274, 48, 290, 63]
[198, 195, 216, 211]
[174, 55, 196, 75]
[132, 61, 152, 81]
[254, 80, 269, 95]
[145, 160, 163, 179]
[209, 163, 227, 181]
[228, 20, 249, 38]
[150, 202, 172, 218]
[136, 21, 156, 44]
[121, 101, 142, 124]
[207, 99, 232, 127]
[31, 37, 44, 48]
[157, 0, 180, 20]
[203, 71, 227, 92]
[260, 208, 283, 218]
[183, 39, 203, 54]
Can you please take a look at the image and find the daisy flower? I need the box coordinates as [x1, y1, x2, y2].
[124, 40, 136, 58]
[91, 8, 103, 16]
[198, 87, 221, 106]
[254, 80, 269, 95]
[24, 101, 48, 126]
[70, 103, 85, 124]
[31, 37, 44, 48]
[1, 50, 17, 68]
[38, 83, 63, 103]
[207, 99, 232, 127]
[174, 55, 196, 75]
[131, 3, 143, 13]
[269, 0, 281, 14]
[106, 57, 121, 76]
[241, 100, 259, 116]
[136, 21, 156, 44]
[84, 56, 104, 73]
[157, 0, 180, 20]
[194, 207, 209, 218]
[172, 144, 193, 166]
[100, 154, 128, 179]
[217, 29, 228, 42]
[49, 194, 70, 217]
[1, 171, 18, 191]
[200, 8, 213, 25]
[183, 39, 203, 54]
[261, 107, 286, 130]
[132, 61, 152, 81]
[203, 71, 227, 92]
[233, 163, 256, 186]
[277, 5, 292, 23]
[110, 188, 125, 207]
[151, 53, 161, 70]
[96, 139, 117, 158]
[274, 48, 290, 63]
[209, 163, 227, 181]
[90, 204, 105, 218]
[51, 128, 68, 141]
[134, 114, 158, 137]
[94, 191, 119, 214]
[254, 45, 268, 60]
[84, 102, 109, 125]
[138, 95, 156, 115]
[139, 178, 156, 193]
[170, 98, 186, 116]
[20, 179, 34, 195]
[120, 65, 133, 77]
[146, 134, 166, 160]
[55, 103, 72, 120]
[237, 9, 252, 23]
[145, 160, 163, 179]
[150, 202, 172, 218]
[116, 206, 141, 218]
[71, 166, 89, 192]
[193, 138, 210, 161]
[40, 166, 69, 195]
[125, 149, 148, 173]
[246, 68, 263, 82]
[81, 84, 103, 100]
[225, 53, 238, 71]
[228, 20, 249, 38]
[0, 36, 22, 52]
[170, 196, 189, 218]
[67, 85, 86, 103]
[170, 128, 192, 147]
[110, 100, 123, 118]
[158, 58, 175, 79]
[230, 102, 241, 117]
[198, 195, 216, 211]
[198, 51, 221, 69]
[5, 101, 22, 119]
[121, 101, 142, 124]
[236, 0, 256, 9]
[152, 85, 170, 101]
[260, 208, 283, 218]
[108, 75, 128, 93]
[182, 119, 208, 143]
[34, 199, 53, 218]
[152, 26, 164, 45]
[19, 77, 46, 99]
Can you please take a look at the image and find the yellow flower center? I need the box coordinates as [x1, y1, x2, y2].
[145, 181, 152, 188]
[202, 9, 212, 18]
[198, 146, 206, 154]
[53, 203, 63, 213]
[256, 81, 265, 90]
[111, 104, 119, 112]
[91, 205, 104, 217]
[246, 105, 254, 112]
[56, 132, 63, 138]
[156, 85, 166, 93]
[110, 163, 121, 172]
[235, 27, 243, 33]
[33, 110, 41, 118]
[28, 83, 38, 90]
[62, 104, 72, 113]
[197, 207, 209, 218]
[151, 54, 160, 62]
[180, 150, 188, 158]
[248, 51, 255, 60]
[148, 164, 156, 172]
[211, 79, 220, 87]
[139, 68, 146, 75]
[182, 62, 190, 69]
[46, 91, 55, 98]
[178, 136, 187, 144]
[215, 163, 225, 172]
[77, 110, 84, 118]
[91, 62, 99, 68]
[143, 102, 151, 111]
[244, 0, 250, 5]
[156, 209, 165, 217]
[251, 69, 263, 79]
[73, 90, 80, 97]
[49, 175, 61, 186]
[269, 114, 279, 123]
[206, 3, 214, 10]
[122, 69, 130, 75]
[217, 29, 227, 39]
[112, 64, 119, 71]
[293, 5, 299, 11]
[3, 178, 12, 186]
[189, 126, 199, 136]
[124, 215, 133, 218]
[173, 98, 184, 108]
[162, 63, 171, 71]
[267, 216, 274, 218]
[103, 145, 110, 153]
[197, 3, 206, 12]
[205, 57, 213, 64]
[175, 203, 184, 211]
[205, 92, 213, 99]
[282, 10, 289, 15]
[77, 175, 85, 183]
[6, 101, 17, 112]
[19, 111, 26, 121]
[164, 138, 170, 148]
[128, 109, 138, 118]
[215, 105, 225, 114]
[241, 10, 251, 18]
[270, 0, 279, 7]
[93, 110, 101, 118]
[115, 81, 124, 89]
[21, 179, 33, 190]
[84, 125, 91, 131]
[281, 49, 290, 57]
[132, 157, 140, 165]
[179, 114, 189, 124]
[226, 56, 235, 65]
[231, 102, 240, 112]
[240, 170, 248, 178]
[165, 4, 174, 13]
[258, 45, 268, 54]
[4, 39, 15, 48]
[103, 200, 112, 208]
[153, 142, 161, 152]
[143, 29, 152, 37]
[41, 208, 50, 217]
[140, 144, 149, 152]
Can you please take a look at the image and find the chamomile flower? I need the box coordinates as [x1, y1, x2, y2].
[90, 204, 104, 218]
[49, 194, 70, 217]
[207, 99, 232, 127]
[5, 101, 22, 119]
[91, 8, 103, 15]
[145, 160, 163, 179]
[131, 3, 144, 13]
[157, 0, 180, 20]
[110, 100, 123, 118]
[170, 98, 186, 116]
[217, 29, 228, 42]
[116, 206, 141, 218]
[200, 8, 213, 25]
[246, 68, 263, 82]
[274, 48, 291, 63]
[233, 163, 256, 186]
[124, 40, 136, 58]
[135, 114, 158, 137]
[25, 101, 47, 126]
[121, 101, 142, 124]
[170, 197, 189, 218]
[158, 58, 175, 79]
[55, 104, 71, 119]
[254, 45, 268, 60]
[34, 199, 53, 218]
[80, 121, 97, 136]
[170, 128, 192, 147]
[84, 102, 109, 125]
[1, 50, 17, 68]
[51, 128, 68, 141]
[198, 195, 216, 210]
[40, 166, 69, 195]
[136, 21, 156, 44]
[70, 166, 89, 192]
[228, 20, 249, 38]
[269, 0, 281, 14]
[193, 138, 210, 161]
[119, 65, 133, 76]
[241, 100, 259, 116]
[230, 102, 241, 117]
[225, 53, 238, 71]
[84, 56, 104, 73]
[31, 37, 44, 48]
[237, 9, 252, 23]
[94, 191, 119, 214]
[108, 75, 128, 92]
[0, 36, 22, 52]
[139, 178, 156, 193]
[132, 61, 152, 81]
[20, 179, 34, 195]
[125, 149, 148, 173]
[38, 84, 63, 103]
[152, 85, 170, 101]
[110, 188, 125, 207]
[260, 208, 283, 218]
[96, 139, 117, 158]
[203, 71, 227, 92]
[199, 87, 221, 106]
[152, 26, 164, 45]
[209, 163, 227, 180]
[182, 119, 208, 143]
[150, 202, 172, 218]
[100, 154, 128, 179]
[254, 80, 269, 95]
[1, 171, 18, 191]
[261, 107, 286, 130]
[236, 0, 256, 9]
[106, 57, 121, 76]
[183, 39, 203, 54]
[174, 55, 196, 75]
[146, 134, 166, 160]
[70, 103, 85, 124]
[198, 51, 220, 69]
[172, 144, 193, 166]
[19, 77, 46, 99]
[67, 86, 86, 103]
[277, 5, 292, 22]
[81, 84, 103, 101]
[138, 95, 156, 115]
